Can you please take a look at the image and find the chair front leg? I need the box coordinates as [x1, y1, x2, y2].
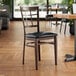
[38, 41, 41, 61]
[54, 36, 57, 65]
[35, 39, 38, 70]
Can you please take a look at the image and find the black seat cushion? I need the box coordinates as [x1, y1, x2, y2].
[25, 32, 57, 39]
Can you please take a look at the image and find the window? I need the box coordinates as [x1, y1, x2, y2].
[13, 0, 66, 18]
[13, 0, 47, 18]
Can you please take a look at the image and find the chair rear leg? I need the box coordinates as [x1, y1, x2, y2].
[64, 23, 67, 34]
[38, 41, 41, 61]
[38, 45, 41, 61]
[60, 21, 63, 33]
[49, 20, 52, 27]
[54, 36, 57, 65]
[45, 19, 48, 30]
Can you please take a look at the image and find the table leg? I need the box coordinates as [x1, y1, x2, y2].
[65, 20, 76, 62]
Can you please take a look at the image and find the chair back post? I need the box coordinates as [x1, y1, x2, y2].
[29, 6, 40, 32]
[37, 6, 40, 32]
[20, 6, 26, 36]
[20, 5, 40, 33]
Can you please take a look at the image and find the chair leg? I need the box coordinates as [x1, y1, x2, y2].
[60, 21, 63, 33]
[35, 39, 38, 70]
[49, 20, 52, 27]
[45, 20, 47, 30]
[54, 36, 57, 65]
[23, 39, 25, 64]
[38, 41, 41, 61]
[64, 23, 67, 34]
[38, 45, 41, 61]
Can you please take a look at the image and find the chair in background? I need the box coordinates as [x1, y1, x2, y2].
[60, 7, 69, 34]
[20, 5, 58, 70]
[46, 14, 56, 26]
[46, 5, 55, 27]
[45, 4, 61, 27]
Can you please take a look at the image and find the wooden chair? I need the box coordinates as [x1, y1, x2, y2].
[60, 7, 69, 34]
[20, 5, 58, 70]
[46, 5, 61, 27]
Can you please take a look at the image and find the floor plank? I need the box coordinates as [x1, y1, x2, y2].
[0, 21, 75, 76]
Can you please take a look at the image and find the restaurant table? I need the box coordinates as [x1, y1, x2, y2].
[53, 14, 76, 62]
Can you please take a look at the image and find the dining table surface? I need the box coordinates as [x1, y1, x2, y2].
[53, 14, 76, 19]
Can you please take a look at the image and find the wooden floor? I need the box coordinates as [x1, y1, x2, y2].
[0, 21, 75, 76]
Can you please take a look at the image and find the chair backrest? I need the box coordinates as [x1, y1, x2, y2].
[62, 7, 68, 14]
[0, 5, 10, 17]
[20, 5, 40, 34]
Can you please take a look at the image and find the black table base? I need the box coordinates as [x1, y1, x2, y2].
[65, 54, 76, 62]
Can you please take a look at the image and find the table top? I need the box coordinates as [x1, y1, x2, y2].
[53, 14, 76, 19]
